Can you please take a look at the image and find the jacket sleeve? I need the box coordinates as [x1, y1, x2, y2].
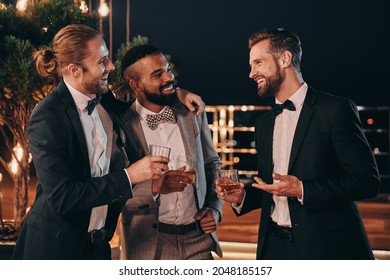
[302, 98, 380, 208]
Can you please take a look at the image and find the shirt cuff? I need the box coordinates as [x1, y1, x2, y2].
[298, 181, 304, 204]
[124, 168, 133, 189]
[152, 192, 160, 202]
[231, 189, 246, 213]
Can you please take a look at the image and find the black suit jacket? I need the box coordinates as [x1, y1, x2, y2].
[238, 87, 380, 259]
[12, 80, 134, 259]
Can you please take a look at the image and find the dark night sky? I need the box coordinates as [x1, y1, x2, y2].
[110, 0, 389, 107]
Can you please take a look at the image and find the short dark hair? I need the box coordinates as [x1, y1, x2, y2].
[249, 28, 302, 71]
[121, 44, 160, 75]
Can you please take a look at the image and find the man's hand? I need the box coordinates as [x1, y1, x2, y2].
[152, 169, 193, 194]
[126, 156, 169, 185]
[215, 178, 245, 204]
[176, 88, 203, 115]
[195, 208, 217, 234]
[252, 173, 303, 199]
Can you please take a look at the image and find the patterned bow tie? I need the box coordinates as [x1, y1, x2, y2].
[271, 99, 296, 116]
[86, 94, 102, 115]
[146, 107, 176, 130]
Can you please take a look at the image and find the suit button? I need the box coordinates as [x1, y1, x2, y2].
[152, 223, 158, 229]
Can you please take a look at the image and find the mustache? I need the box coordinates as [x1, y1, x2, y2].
[159, 81, 176, 92]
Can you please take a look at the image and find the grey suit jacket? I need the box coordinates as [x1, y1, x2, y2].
[120, 102, 223, 259]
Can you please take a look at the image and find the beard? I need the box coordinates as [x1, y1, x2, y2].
[257, 63, 282, 98]
[81, 69, 109, 95]
[82, 79, 108, 95]
[143, 82, 179, 106]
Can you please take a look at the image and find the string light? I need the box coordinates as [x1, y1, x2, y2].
[8, 143, 28, 176]
[79, 0, 88, 14]
[16, 0, 28, 11]
[98, 0, 109, 17]
[9, 159, 19, 175]
[10, 143, 21, 175]
[0, 2, 7, 10]
[14, 143, 23, 161]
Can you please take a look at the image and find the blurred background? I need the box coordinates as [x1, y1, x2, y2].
[1, 0, 389, 258]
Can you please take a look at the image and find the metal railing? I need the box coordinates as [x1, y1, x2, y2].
[206, 105, 390, 193]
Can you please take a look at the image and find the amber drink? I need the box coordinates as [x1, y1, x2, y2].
[176, 156, 196, 183]
[218, 169, 240, 194]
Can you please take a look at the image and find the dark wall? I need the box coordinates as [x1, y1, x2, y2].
[111, 0, 389, 106]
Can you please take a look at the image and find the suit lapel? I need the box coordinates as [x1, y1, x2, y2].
[101, 97, 143, 163]
[255, 112, 275, 183]
[172, 104, 198, 159]
[257, 112, 276, 183]
[172, 104, 201, 209]
[56, 80, 90, 174]
[125, 103, 149, 157]
[288, 88, 316, 172]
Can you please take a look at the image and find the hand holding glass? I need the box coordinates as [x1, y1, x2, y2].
[175, 155, 196, 183]
[148, 145, 171, 164]
[218, 169, 240, 194]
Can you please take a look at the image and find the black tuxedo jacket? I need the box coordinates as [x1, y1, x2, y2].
[238, 87, 380, 259]
[12, 80, 134, 259]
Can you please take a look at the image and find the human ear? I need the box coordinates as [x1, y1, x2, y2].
[130, 79, 143, 94]
[280, 51, 292, 68]
[67, 64, 81, 77]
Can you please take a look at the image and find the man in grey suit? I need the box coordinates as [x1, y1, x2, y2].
[119, 45, 223, 260]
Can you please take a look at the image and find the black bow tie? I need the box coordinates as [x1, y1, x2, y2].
[271, 99, 296, 116]
[86, 94, 102, 115]
[146, 107, 176, 130]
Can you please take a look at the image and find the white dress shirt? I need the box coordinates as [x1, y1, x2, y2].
[135, 100, 198, 225]
[64, 79, 111, 232]
[233, 83, 307, 227]
[271, 83, 307, 226]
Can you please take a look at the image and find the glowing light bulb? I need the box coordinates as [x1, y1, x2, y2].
[16, 0, 27, 11]
[0, 2, 7, 10]
[98, 1, 109, 17]
[14, 143, 23, 161]
[79, 0, 88, 14]
[10, 159, 18, 175]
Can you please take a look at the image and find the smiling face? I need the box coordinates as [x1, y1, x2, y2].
[249, 39, 283, 98]
[78, 36, 115, 96]
[131, 53, 178, 110]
